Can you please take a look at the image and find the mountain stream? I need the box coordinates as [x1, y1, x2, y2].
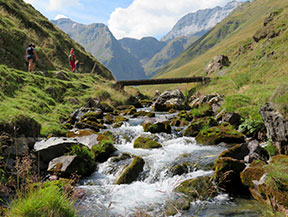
[76, 109, 274, 217]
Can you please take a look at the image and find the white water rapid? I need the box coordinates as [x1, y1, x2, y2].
[76, 112, 270, 217]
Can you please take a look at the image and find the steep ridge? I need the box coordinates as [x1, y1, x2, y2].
[52, 19, 146, 80]
[0, 0, 112, 79]
[151, 0, 288, 118]
[161, 1, 240, 42]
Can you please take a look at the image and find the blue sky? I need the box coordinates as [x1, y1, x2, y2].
[24, 0, 246, 39]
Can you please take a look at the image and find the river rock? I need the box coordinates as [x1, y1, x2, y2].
[125, 96, 143, 108]
[260, 103, 288, 154]
[142, 117, 171, 134]
[175, 176, 218, 201]
[183, 117, 218, 137]
[220, 112, 242, 128]
[34, 137, 80, 163]
[134, 135, 162, 149]
[205, 55, 231, 75]
[115, 156, 145, 184]
[152, 89, 188, 111]
[48, 154, 96, 177]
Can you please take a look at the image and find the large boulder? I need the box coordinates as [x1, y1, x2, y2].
[152, 89, 188, 111]
[260, 103, 288, 154]
[205, 55, 231, 75]
[115, 156, 145, 184]
[183, 117, 218, 137]
[142, 117, 171, 134]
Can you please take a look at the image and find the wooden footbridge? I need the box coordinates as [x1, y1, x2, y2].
[115, 76, 210, 88]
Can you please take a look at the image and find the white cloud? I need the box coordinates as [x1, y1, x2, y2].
[23, 0, 36, 3]
[54, 14, 68, 20]
[48, 0, 80, 11]
[108, 0, 232, 39]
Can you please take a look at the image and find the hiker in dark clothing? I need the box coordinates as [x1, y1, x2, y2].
[68, 48, 76, 72]
[26, 44, 38, 72]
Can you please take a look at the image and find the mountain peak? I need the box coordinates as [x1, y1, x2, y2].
[161, 1, 240, 42]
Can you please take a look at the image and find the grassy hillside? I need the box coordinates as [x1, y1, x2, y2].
[0, 0, 112, 79]
[0, 65, 131, 135]
[141, 0, 288, 119]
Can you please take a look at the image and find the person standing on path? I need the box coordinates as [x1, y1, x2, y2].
[26, 44, 38, 72]
[68, 48, 76, 72]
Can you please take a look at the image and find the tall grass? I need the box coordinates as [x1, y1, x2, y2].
[6, 185, 77, 217]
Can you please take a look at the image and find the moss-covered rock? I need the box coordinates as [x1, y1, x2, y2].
[183, 117, 218, 137]
[81, 110, 103, 121]
[214, 157, 247, 194]
[115, 156, 145, 184]
[104, 114, 114, 124]
[241, 155, 288, 213]
[75, 120, 106, 132]
[133, 136, 162, 149]
[97, 131, 115, 144]
[132, 111, 155, 118]
[166, 198, 191, 216]
[170, 110, 194, 127]
[170, 162, 196, 176]
[115, 115, 129, 123]
[175, 176, 217, 201]
[139, 99, 152, 107]
[92, 140, 117, 162]
[195, 125, 245, 145]
[142, 120, 171, 134]
[240, 160, 266, 188]
[187, 104, 213, 118]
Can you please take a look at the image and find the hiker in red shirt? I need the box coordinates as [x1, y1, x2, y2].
[68, 48, 76, 72]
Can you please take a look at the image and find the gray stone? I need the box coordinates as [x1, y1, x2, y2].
[153, 89, 187, 111]
[260, 103, 288, 154]
[205, 55, 231, 75]
[48, 155, 77, 172]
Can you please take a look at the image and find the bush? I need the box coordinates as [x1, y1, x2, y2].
[6, 185, 77, 217]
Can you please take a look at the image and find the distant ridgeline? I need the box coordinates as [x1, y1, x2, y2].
[0, 0, 113, 79]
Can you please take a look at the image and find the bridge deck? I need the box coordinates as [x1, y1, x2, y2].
[116, 76, 210, 87]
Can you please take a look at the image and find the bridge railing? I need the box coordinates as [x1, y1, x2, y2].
[115, 76, 210, 88]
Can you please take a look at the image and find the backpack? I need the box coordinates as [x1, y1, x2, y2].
[68, 54, 75, 61]
[27, 47, 34, 56]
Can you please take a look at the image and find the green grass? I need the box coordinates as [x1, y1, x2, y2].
[6, 184, 77, 217]
[0, 65, 130, 135]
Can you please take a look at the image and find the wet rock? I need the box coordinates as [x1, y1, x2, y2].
[260, 103, 288, 154]
[152, 89, 188, 112]
[134, 135, 162, 149]
[92, 140, 117, 162]
[240, 160, 266, 188]
[169, 162, 196, 176]
[205, 55, 231, 75]
[189, 93, 224, 109]
[104, 114, 114, 124]
[66, 129, 95, 138]
[142, 117, 171, 134]
[175, 176, 217, 201]
[139, 99, 152, 107]
[115, 156, 145, 184]
[195, 125, 245, 146]
[132, 111, 155, 118]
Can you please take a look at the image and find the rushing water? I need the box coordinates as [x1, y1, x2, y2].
[76, 111, 276, 217]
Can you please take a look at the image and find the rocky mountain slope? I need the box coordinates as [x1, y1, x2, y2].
[52, 18, 146, 80]
[149, 0, 288, 119]
[161, 1, 241, 42]
[0, 0, 112, 79]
